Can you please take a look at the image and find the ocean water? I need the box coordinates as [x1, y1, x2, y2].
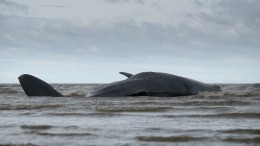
[0, 83, 260, 146]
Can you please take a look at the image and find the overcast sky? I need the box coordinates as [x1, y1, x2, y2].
[0, 0, 259, 83]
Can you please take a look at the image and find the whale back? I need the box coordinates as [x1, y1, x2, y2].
[88, 72, 221, 97]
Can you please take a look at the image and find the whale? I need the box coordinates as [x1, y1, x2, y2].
[88, 72, 221, 97]
[18, 72, 221, 97]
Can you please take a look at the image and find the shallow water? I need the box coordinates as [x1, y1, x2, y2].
[0, 83, 260, 146]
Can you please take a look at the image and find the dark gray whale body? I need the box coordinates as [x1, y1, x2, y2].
[88, 72, 221, 97]
[18, 72, 221, 97]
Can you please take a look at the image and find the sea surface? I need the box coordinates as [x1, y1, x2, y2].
[0, 83, 260, 146]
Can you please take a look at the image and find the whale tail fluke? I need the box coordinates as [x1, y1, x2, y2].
[18, 74, 63, 97]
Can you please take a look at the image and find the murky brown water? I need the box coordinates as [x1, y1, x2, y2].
[0, 84, 260, 146]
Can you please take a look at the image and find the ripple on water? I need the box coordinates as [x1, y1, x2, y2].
[0, 104, 62, 110]
[136, 135, 206, 142]
[0, 143, 38, 146]
[170, 100, 251, 106]
[225, 92, 260, 97]
[202, 112, 260, 119]
[45, 112, 119, 117]
[220, 129, 260, 135]
[34, 132, 95, 137]
[96, 106, 171, 112]
[223, 137, 260, 144]
[163, 112, 260, 119]
[20, 125, 95, 137]
[21, 125, 53, 130]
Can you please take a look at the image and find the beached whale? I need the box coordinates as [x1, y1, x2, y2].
[18, 72, 221, 97]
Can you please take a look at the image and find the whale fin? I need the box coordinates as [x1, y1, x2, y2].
[18, 74, 63, 97]
[119, 72, 133, 78]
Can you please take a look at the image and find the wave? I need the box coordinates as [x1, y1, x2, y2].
[137, 135, 260, 144]
[223, 137, 260, 143]
[67, 92, 86, 97]
[0, 90, 21, 94]
[21, 125, 53, 130]
[224, 92, 260, 97]
[35, 132, 95, 137]
[196, 90, 260, 98]
[0, 104, 61, 110]
[196, 91, 224, 98]
[0, 143, 38, 146]
[221, 84, 260, 95]
[45, 112, 119, 117]
[170, 100, 250, 106]
[136, 135, 206, 142]
[220, 129, 260, 135]
[96, 106, 170, 112]
[163, 112, 260, 119]
[253, 83, 260, 88]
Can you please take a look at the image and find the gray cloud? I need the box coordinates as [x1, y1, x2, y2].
[216, 0, 260, 42]
[0, 0, 259, 83]
[41, 4, 73, 9]
[1, 0, 259, 60]
[104, 0, 144, 4]
[182, 0, 260, 49]
[0, 0, 29, 14]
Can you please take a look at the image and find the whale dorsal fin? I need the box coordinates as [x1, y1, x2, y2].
[119, 72, 133, 78]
